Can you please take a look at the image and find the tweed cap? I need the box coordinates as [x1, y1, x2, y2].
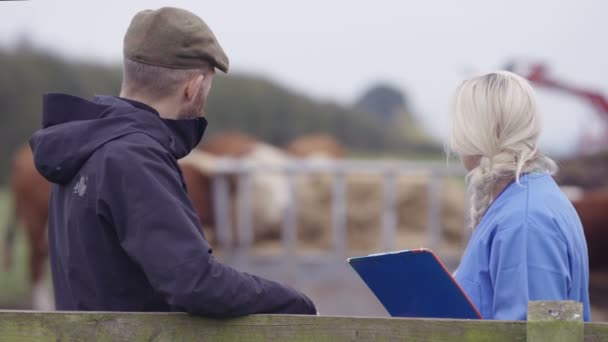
[124, 7, 229, 73]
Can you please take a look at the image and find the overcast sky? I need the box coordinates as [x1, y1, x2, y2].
[1, 0, 607, 156]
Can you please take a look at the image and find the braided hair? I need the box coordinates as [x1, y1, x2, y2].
[449, 71, 557, 230]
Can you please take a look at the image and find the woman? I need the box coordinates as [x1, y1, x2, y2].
[450, 71, 591, 321]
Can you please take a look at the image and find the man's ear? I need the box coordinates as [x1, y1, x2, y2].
[184, 74, 204, 101]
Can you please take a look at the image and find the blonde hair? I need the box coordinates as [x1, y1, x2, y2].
[449, 70, 557, 229]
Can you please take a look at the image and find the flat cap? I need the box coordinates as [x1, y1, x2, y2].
[124, 7, 229, 73]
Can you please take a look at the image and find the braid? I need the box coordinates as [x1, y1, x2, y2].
[466, 146, 557, 230]
[467, 153, 511, 230]
[467, 157, 493, 230]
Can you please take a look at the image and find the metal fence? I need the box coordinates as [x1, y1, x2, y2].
[210, 158, 468, 259]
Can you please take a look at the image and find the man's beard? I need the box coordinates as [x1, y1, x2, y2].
[177, 89, 206, 119]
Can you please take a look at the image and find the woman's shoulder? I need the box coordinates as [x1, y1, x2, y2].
[518, 173, 575, 242]
[525, 173, 577, 218]
[509, 172, 571, 213]
[485, 173, 569, 229]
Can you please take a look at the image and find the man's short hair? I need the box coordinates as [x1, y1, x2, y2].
[121, 58, 211, 98]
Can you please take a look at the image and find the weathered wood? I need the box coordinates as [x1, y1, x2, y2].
[0, 311, 525, 342]
[0, 308, 606, 341]
[585, 323, 608, 342]
[527, 301, 584, 342]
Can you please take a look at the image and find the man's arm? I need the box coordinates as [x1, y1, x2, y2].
[98, 136, 316, 317]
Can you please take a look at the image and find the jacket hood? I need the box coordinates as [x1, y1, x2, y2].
[30, 93, 207, 184]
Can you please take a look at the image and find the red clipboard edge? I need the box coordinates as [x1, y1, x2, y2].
[413, 248, 483, 319]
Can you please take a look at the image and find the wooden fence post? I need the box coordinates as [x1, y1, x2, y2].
[527, 300, 583, 342]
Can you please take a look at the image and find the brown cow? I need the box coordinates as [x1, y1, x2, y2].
[180, 132, 262, 245]
[200, 131, 259, 157]
[3, 144, 53, 310]
[570, 187, 608, 270]
[180, 163, 215, 235]
[285, 134, 345, 159]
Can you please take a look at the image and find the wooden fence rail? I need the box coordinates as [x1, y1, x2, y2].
[0, 301, 606, 341]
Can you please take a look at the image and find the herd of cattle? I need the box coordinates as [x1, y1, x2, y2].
[2, 132, 608, 310]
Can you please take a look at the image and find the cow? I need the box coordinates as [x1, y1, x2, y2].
[179, 132, 293, 245]
[3, 144, 53, 310]
[180, 133, 348, 246]
[285, 134, 345, 159]
[568, 187, 608, 270]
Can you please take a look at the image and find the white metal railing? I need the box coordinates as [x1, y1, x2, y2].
[210, 158, 469, 261]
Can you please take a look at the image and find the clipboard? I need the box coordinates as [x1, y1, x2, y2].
[347, 248, 482, 319]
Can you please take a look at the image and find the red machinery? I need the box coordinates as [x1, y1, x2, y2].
[506, 61, 608, 154]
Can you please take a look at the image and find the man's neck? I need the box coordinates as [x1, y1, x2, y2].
[119, 93, 178, 120]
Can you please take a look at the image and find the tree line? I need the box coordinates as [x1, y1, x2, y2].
[0, 44, 440, 183]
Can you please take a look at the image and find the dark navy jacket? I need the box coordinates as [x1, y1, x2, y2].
[29, 94, 316, 317]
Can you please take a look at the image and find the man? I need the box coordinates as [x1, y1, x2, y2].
[29, 7, 316, 317]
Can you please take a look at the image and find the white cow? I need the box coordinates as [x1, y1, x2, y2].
[180, 143, 292, 243]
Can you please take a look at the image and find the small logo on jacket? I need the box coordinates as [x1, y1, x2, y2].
[73, 176, 88, 197]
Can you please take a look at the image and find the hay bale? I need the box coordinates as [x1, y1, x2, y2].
[292, 172, 467, 251]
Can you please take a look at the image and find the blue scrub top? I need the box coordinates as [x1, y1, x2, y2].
[454, 173, 591, 321]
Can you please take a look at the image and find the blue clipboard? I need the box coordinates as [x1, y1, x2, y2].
[348, 248, 482, 319]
